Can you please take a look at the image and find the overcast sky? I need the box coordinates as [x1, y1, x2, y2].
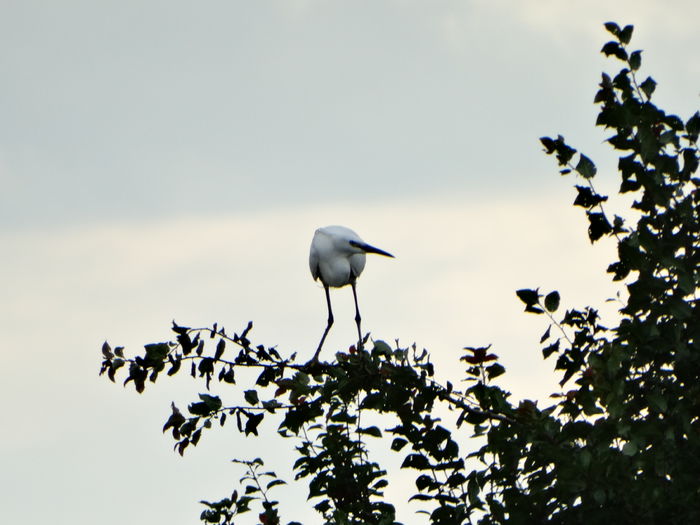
[2, 1, 698, 524]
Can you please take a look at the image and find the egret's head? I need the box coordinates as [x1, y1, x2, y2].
[314, 225, 395, 258]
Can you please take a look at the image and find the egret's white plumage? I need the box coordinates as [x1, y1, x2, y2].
[309, 225, 394, 361]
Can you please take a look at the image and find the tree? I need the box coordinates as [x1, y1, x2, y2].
[101, 23, 700, 524]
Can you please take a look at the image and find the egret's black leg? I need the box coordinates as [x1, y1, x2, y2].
[351, 282, 363, 349]
[312, 284, 334, 362]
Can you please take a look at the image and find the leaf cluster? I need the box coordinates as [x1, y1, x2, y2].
[101, 324, 508, 524]
[530, 22, 700, 522]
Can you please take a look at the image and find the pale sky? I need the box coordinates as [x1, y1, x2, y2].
[1, 1, 698, 524]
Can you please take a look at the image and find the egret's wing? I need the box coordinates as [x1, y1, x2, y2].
[349, 252, 367, 280]
[309, 239, 321, 281]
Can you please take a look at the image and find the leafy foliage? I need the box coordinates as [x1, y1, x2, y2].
[101, 323, 504, 524]
[101, 23, 700, 524]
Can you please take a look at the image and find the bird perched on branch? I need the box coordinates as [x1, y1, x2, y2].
[309, 225, 394, 362]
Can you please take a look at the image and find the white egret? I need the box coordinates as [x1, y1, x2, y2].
[309, 225, 394, 362]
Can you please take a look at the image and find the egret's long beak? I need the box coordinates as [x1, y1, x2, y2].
[350, 240, 395, 258]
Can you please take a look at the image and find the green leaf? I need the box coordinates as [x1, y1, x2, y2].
[244, 389, 259, 406]
[579, 449, 592, 469]
[174, 326, 195, 355]
[593, 488, 606, 505]
[244, 412, 264, 436]
[124, 363, 147, 393]
[372, 340, 392, 355]
[214, 339, 226, 360]
[447, 472, 467, 487]
[540, 136, 556, 153]
[622, 441, 638, 456]
[640, 76, 656, 99]
[108, 358, 125, 382]
[167, 357, 181, 376]
[668, 298, 692, 320]
[647, 392, 668, 413]
[188, 402, 212, 416]
[629, 50, 642, 71]
[391, 438, 408, 451]
[415, 474, 435, 492]
[619, 24, 633, 44]
[575, 154, 597, 179]
[467, 474, 481, 505]
[540, 325, 551, 343]
[163, 403, 186, 436]
[542, 340, 560, 359]
[601, 41, 627, 61]
[541, 135, 577, 166]
[261, 399, 281, 412]
[485, 362, 505, 379]
[402, 453, 430, 470]
[516, 288, 540, 307]
[573, 185, 607, 208]
[587, 212, 613, 242]
[515, 288, 544, 314]
[544, 291, 560, 313]
[144, 342, 169, 364]
[198, 357, 214, 376]
[361, 392, 384, 410]
[604, 21, 620, 36]
[359, 426, 382, 438]
[199, 394, 222, 410]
